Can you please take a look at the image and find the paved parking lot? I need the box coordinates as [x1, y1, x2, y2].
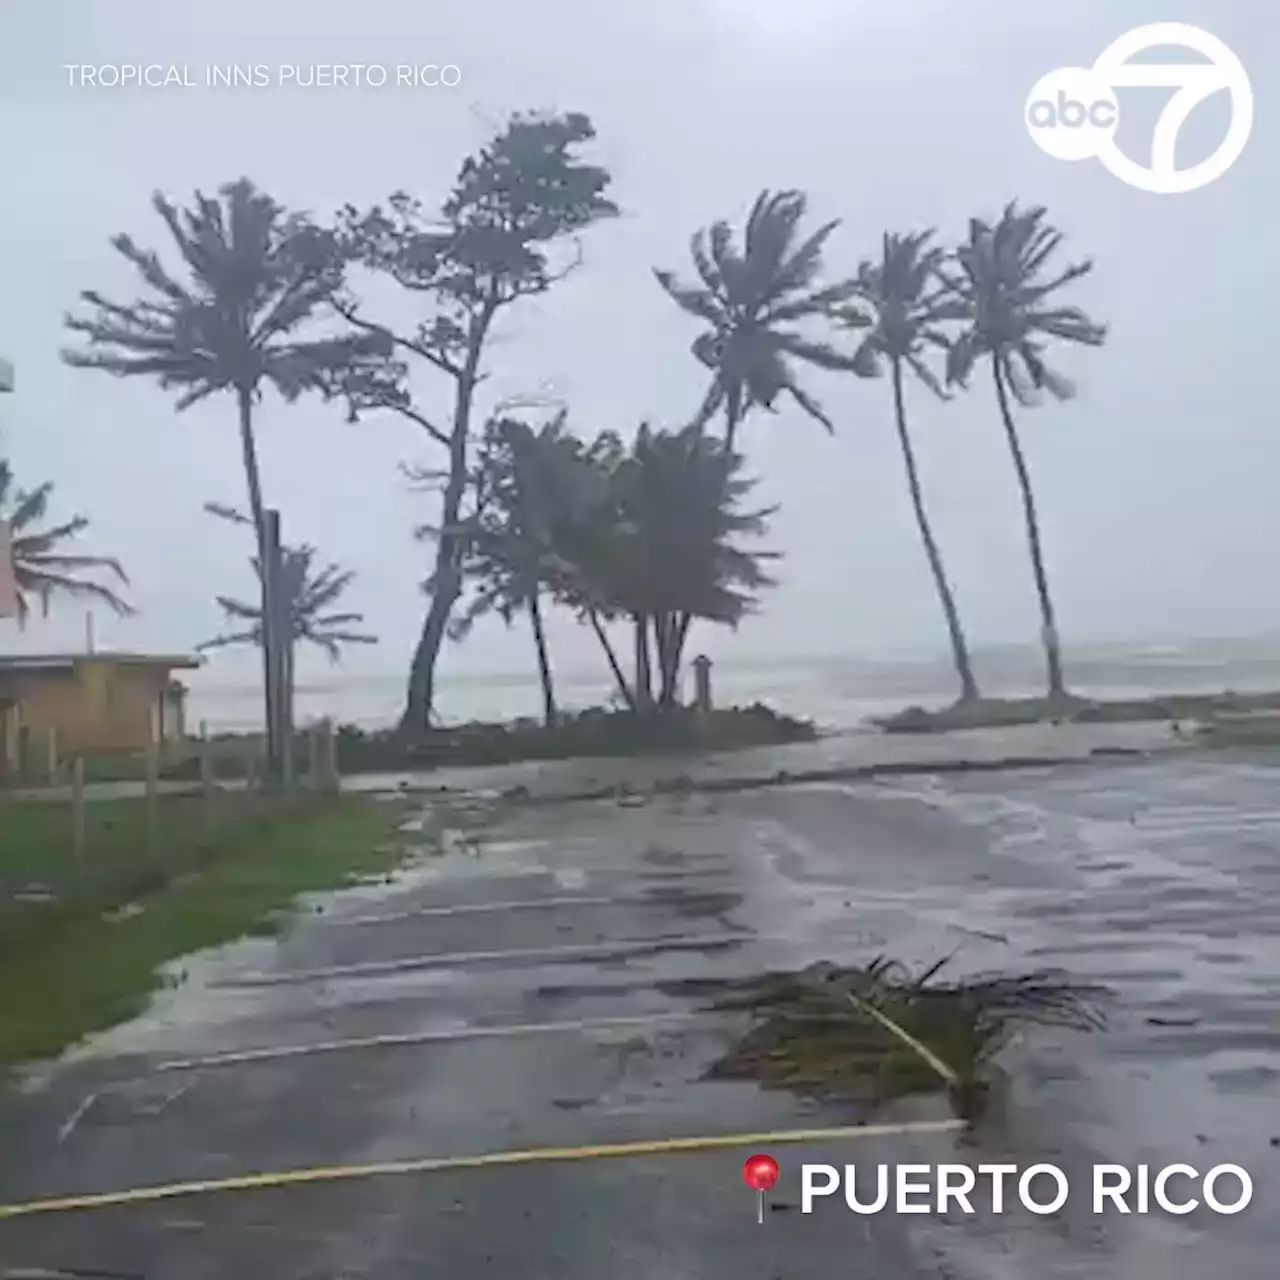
[3, 753, 1279, 1277]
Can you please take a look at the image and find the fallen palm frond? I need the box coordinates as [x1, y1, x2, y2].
[703, 956, 1107, 1121]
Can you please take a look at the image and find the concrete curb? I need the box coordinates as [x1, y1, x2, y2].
[367, 743, 1193, 808]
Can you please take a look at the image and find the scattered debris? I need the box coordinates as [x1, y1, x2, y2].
[704, 956, 1107, 1123]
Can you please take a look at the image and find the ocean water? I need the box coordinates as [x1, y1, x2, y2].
[184, 635, 1280, 735]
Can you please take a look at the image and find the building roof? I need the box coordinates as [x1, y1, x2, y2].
[0, 652, 202, 673]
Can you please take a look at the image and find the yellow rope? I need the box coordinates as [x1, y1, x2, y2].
[0, 1118, 965, 1219]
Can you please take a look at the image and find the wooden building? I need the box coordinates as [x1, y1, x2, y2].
[0, 652, 200, 777]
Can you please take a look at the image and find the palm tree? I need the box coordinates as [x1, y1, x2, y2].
[655, 188, 877, 451]
[198, 522, 376, 714]
[942, 203, 1107, 700]
[452, 415, 587, 727]
[62, 180, 381, 757]
[572, 425, 778, 707]
[836, 231, 979, 702]
[0, 460, 131, 622]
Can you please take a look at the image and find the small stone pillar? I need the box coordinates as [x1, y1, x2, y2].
[692, 654, 713, 714]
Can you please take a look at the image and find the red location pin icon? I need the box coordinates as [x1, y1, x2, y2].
[742, 1153, 780, 1224]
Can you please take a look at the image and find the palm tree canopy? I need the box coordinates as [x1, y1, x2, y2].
[455, 417, 777, 631]
[571, 425, 778, 624]
[0, 460, 131, 622]
[655, 189, 875, 432]
[198, 521, 376, 662]
[62, 178, 387, 408]
[451, 413, 593, 638]
[837, 229, 966, 398]
[941, 203, 1108, 404]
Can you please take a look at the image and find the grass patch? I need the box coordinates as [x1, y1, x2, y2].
[0, 791, 297, 956]
[0, 794, 409, 1074]
[876, 690, 1280, 734]
[160, 703, 817, 779]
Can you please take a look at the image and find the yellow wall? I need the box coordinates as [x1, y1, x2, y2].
[0, 660, 186, 756]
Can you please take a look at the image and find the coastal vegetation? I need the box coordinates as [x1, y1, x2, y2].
[0, 106, 1259, 765]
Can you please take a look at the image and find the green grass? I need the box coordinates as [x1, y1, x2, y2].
[0, 794, 409, 1074]
[0, 792, 295, 955]
[875, 690, 1280, 734]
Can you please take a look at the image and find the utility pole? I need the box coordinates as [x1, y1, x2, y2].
[0, 357, 16, 620]
[261, 509, 283, 785]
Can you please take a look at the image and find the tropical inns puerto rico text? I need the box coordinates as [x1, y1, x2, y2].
[62, 64, 461, 89]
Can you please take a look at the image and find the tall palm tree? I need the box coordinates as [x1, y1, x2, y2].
[62, 180, 381, 755]
[837, 231, 979, 702]
[63, 180, 377, 555]
[655, 188, 877, 451]
[942, 204, 1107, 700]
[0, 460, 131, 622]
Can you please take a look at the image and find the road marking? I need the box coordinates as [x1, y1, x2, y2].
[152, 1011, 713, 1073]
[0, 1119, 967, 1219]
[2, 1270, 145, 1279]
[327, 894, 633, 926]
[218, 932, 750, 987]
[55, 1092, 99, 1145]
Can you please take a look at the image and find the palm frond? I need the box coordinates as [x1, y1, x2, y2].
[0, 468, 132, 618]
[703, 956, 1107, 1120]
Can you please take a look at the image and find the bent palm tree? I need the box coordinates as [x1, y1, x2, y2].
[655, 188, 876, 451]
[452, 415, 588, 727]
[578, 425, 778, 707]
[63, 179, 381, 753]
[0, 460, 131, 621]
[942, 204, 1107, 699]
[837, 231, 979, 701]
[63, 180, 377, 554]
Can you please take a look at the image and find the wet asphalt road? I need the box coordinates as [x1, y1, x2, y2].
[4, 752, 1280, 1277]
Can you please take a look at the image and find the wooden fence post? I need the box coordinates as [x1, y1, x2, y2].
[307, 719, 321, 791]
[71, 755, 86, 868]
[144, 737, 160, 863]
[318, 718, 338, 795]
[46, 727, 60, 785]
[198, 721, 215, 834]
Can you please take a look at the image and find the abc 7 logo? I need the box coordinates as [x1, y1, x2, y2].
[1024, 23, 1253, 194]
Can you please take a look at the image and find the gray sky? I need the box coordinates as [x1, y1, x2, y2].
[0, 0, 1275, 692]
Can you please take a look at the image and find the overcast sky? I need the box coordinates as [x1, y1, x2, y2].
[0, 0, 1275, 699]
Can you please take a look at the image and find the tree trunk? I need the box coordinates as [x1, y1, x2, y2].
[633, 613, 654, 709]
[656, 610, 687, 707]
[399, 304, 496, 733]
[528, 590, 557, 728]
[666, 383, 744, 707]
[890, 358, 979, 702]
[235, 386, 278, 771]
[720, 382, 745, 455]
[588, 609, 634, 709]
[991, 357, 1066, 699]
